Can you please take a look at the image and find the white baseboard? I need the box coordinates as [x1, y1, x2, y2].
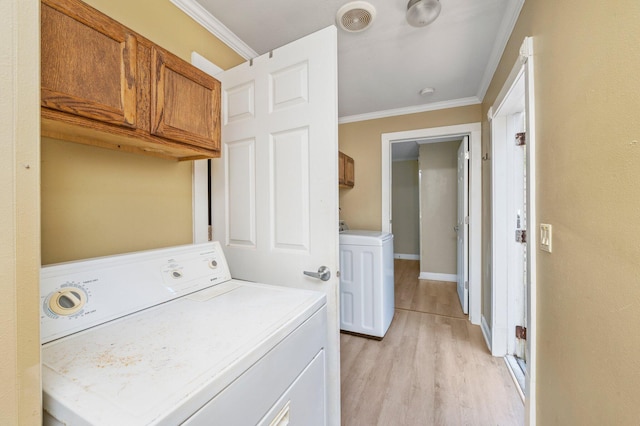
[418, 272, 457, 282]
[481, 315, 492, 352]
[394, 253, 420, 260]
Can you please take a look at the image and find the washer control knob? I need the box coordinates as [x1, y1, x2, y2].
[171, 270, 183, 279]
[209, 260, 218, 269]
[48, 287, 87, 316]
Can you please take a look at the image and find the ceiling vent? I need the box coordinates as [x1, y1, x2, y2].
[336, 1, 376, 33]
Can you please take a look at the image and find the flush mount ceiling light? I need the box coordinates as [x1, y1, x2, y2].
[336, 1, 376, 33]
[406, 0, 442, 27]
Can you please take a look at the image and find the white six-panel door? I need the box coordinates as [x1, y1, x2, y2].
[211, 26, 340, 425]
[457, 136, 469, 314]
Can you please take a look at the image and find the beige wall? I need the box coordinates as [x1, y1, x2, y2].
[484, 0, 640, 423]
[83, 0, 242, 68]
[391, 160, 419, 256]
[419, 142, 458, 275]
[41, 0, 244, 264]
[338, 105, 481, 231]
[0, 0, 41, 423]
[42, 138, 195, 263]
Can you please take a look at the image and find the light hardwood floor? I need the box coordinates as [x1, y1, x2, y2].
[340, 259, 524, 426]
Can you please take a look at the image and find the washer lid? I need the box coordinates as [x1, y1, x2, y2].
[42, 281, 326, 425]
[339, 230, 393, 246]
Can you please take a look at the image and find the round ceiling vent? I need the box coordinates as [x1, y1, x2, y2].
[336, 1, 376, 33]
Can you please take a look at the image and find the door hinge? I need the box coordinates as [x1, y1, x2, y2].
[464, 216, 469, 225]
[516, 325, 527, 340]
[208, 225, 213, 241]
[464, 280, 468, 290]
[464, 151, 470, 160]
[516, 229, 527, 243]
[515, 132, 526, 146]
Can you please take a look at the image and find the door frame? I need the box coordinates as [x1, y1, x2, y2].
[191, 52, 223, 244]
[457, 136, 470, 314]
[381, 122, 482, 325]
[487, 37, 537, 426]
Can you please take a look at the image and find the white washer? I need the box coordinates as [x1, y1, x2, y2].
[339, 230, 394, 338]
[40, 242, 327, 425]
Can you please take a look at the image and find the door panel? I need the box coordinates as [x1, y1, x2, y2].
[41, 1, 137, 127]
[271, 128, 310, 250]
[151, 47, 221, 150]
[457, 136, 469, 314]
[226, 139, 256, 247]
[213, 26, 339, 425]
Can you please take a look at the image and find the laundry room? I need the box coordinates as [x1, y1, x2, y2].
[7, 0, 640, 424]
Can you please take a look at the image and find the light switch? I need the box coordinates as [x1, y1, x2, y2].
[540, 224, 552, 253]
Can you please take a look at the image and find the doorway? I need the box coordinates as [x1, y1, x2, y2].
[381, 123, 482, 325]
[487, 37, 536, 424]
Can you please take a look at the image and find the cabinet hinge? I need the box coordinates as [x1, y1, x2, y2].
[516, 325, 527, 340]
[516, 229, 527, 243]
[515, 132, 526, 146]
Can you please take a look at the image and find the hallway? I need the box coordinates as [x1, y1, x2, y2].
[340, 259, 523, 425]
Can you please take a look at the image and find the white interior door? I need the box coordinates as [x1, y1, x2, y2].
[509, 112, 527, 361]
[456, 137, 469, 314]
[211, 26, 339, 425]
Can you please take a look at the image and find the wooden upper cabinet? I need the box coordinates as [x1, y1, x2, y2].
[41, 0, 137, 128]
[344, 155, 355, 187]
[151, 47, 221, 151]
[40, 0, 222, 160]
[338, 152, 346, 186]
[338, 151, 354, 188]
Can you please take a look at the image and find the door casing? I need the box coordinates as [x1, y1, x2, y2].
[487, 36, 537, 426]
[381, 123, 482, 325]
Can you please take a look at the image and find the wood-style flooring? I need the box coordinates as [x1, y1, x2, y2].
[340, 259, 524, 426]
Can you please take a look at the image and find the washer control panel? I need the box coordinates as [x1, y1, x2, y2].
[40, 242, 231, 344]
[45, 285, 88, 317]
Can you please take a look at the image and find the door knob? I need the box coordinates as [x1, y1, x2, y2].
[303, 266, 331, 282]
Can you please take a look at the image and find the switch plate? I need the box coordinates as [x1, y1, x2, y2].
[540, 223, 552, 252]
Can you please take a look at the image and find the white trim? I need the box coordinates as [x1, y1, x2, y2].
[489, 110, 509, 357]
[489, 36, 536, 426]
[504, 356, 526, 402]
[191, 52, 223, 76]
[492, 54, 527, 116]
[191, 53, 223, 245]
[523, 36, 537, 426]
[475, 0, 525, 101]
[418, 272, 457, 282]
[481, 315, 492, 352]
[170, 0, 257, 60]
[394, 253, 420, 260]
[339, 96, 480, 124]
[382, 123, 482, 325]
[192, 160, 209, 243]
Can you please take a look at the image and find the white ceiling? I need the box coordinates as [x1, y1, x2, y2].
[172, 0, 524, 122]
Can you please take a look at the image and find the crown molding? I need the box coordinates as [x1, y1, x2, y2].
[338, 96, 481, 124]
[170, 0, 257, 60]
[475, 0, 525, 102]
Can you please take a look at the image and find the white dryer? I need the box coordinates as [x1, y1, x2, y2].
[40, 242, 327, 425]
[339, 230, 394, 338]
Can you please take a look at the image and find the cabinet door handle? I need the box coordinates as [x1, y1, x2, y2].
[303, 266, 331, 282]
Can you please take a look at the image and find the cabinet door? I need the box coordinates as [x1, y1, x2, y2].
[345, 155, 355, 187]
[151, 47, 221, 150]
[338, 152, 346, 186]
[41, 0, 137, 128]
